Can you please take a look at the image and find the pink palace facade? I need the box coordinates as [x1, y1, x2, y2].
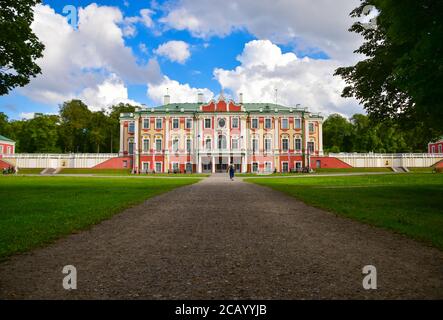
[119, 93, 324, 174]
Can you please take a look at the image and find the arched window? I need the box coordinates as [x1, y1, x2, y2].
[218, 135, 227, 150]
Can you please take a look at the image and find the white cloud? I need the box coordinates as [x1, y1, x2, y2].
[19, 4, 161, 111]
[20, 112, 35, 120]
[80, 74, 141, 111]
[123, 8, 155, 37]
[160, 0, 363, 62]
[154, 40, 191, 64]
[214, 40, 362, 116]
[147, 76, 213, 104]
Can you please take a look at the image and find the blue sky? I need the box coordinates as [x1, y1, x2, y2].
[0, 0, 364, 120]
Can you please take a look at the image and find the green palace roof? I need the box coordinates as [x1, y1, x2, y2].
[120, 101, 322, 119]
[0, 134, 14, 143]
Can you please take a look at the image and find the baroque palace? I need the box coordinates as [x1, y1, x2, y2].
[119, 93, 324, 174]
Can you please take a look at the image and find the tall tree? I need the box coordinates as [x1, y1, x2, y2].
[58, 100, 92, 152]
[335, 0, 443, 137]
[0, 0, 45, 95]
[323, 114, 354, 152]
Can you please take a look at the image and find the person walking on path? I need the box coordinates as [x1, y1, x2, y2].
[227, 163, 235, 181]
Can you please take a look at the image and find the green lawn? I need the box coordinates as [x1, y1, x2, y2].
[408, 167, 434, 173]
[17, 168, 44, 174]
[0, 176, 200, 259]
[246, 173, 443, 250]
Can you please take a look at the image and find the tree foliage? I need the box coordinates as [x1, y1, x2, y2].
[0, 100, 136, 153]
[323, 113, 429, 153]
[335, 0, 443, 137]
[0, 0, 45, 95]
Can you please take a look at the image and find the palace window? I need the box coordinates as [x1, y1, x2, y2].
[282, 162, 289, 173]
[172, 138, 179, 152]
[252, 162, 259, 173]
[431, 146, 436, 153]
[264, 138, 272, 152]
[155, 139, 162, 152]
[143, 139, 150, 152]
[186, 118, 192, 129]
[439, 145, 442, 153]
[218, 135, 227, 150]
[186, 139, 192, 153]
[172, 163, 179, 172]
[281, 118, 289, 129]
[128, 141, 134, 155]
[155, 118, 162, 129]
[251, 118, 258, 129]
[232, 138, 239, 150]
[232, 117, 239, 128]
[155, 162, 162, 173]
[265, 162, 272, 173]
[142, 162, 149, 173]
[265, 118, 272, 129]
[294, 118, 301, 129]
[295, 138, 302, 152]
[172, 118, 179, 129]
[308, 141, 315, 153]
[282, 138, 289, 152]
[309, 122, 315, 133]
[143, 118, 149, 129]
[204, 118, 212, 129]
[205, 138, 212, 150]
[128, 122, 135, 133]
[252, 138, 259, 153]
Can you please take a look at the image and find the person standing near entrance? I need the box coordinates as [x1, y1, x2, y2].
[228, 163, 235, 181]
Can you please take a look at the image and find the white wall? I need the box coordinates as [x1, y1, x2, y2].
[329, 153, 443, 168]
[3, 154, 119, 169]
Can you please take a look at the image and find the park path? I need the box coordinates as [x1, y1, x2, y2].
[0, 174, 442, 299]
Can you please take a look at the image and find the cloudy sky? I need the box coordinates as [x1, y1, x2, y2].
[0, 0, 366, 120]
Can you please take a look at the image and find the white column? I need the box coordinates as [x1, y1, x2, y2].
[198, 155, 202, 173]
[119, 121, 124, 154]
[318, 120, 323, 156]
[134, 116, 140, 173]
[212, 155, 215, 173]
[165, 116, 169, 173]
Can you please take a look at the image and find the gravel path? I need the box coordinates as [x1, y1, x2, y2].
[0, 174, 442, 299]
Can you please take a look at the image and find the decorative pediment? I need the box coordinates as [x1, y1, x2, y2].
[200, 98, 242, 112]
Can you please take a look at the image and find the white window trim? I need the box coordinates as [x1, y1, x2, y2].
[264, 161, 273, 173]
[294, 118, 302, 130]
[264, 137, 272, 153]
[142, 118, 150, 129]
[232, 117, 239, 129]
[252, 162, 260, 173]
[141, 161, 150, 173]
[281, 118, 289, 130]
[251, 118, 259, 129]
[155, 118, 163, 129]
[185, 118, 193, 129]
[155, 138, 162, 153]
[204, 118, 212, 129]
[171, 162, 180, 171]
[264, 117, 272, 129]
[281, 161, 289, 172]
[282, 137, 289, 152]
[308, 122, 315, 133]
[294, 161, 302, 169]
[155, 162, 162, 173]
[205, 137, 212, 150]
[142, 138, 150, 153]
[294, 137, 302, 152]
[172, 118, 180, 130]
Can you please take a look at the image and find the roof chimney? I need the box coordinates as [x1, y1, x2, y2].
[239, 92, 243, 104]
[163, 94, 170, 105]
[197, 92, 204, 103]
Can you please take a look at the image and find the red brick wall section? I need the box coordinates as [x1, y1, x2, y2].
[93, 156, 132, 169]
[0, 159, 13, 169]
[434, 159, 443, 168]
[310, 156, 353, 169]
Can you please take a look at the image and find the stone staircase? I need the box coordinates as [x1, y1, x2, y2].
[391, 167, 409, 173]
[40, 168, 58, 175]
